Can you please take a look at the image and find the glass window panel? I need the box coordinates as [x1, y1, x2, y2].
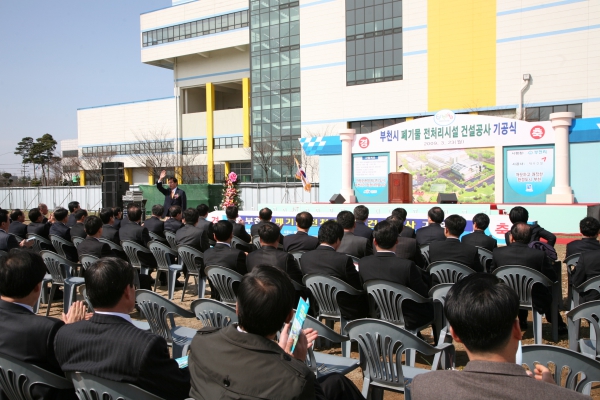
[393, 16, 402, 28]
[392, 1, 402, 17]
[157, 29, 163, 40]
[229, 14, 235, 26]
[290, 64, 300, 78]
[280, 51, 290, 65]
[242, 11, 249, 24]
[374, 20, 384, 31]
[365, 22, 374, 33]
[356, 0, 365, 7]
[347, 71, 356, 81]
[365, 37, 374, 52]
[374, 52, 383, 67]
[356, 38, 365, 54]
[347, 55, 356, 70]
[290, 6, 299, 21]
[290, 21, 300, 35]
[203, 20, 209, 32]
[393, 49, 402, 64]
[374, 35, 384, 52]
[347, 40, 355, 56]
[384, 18, 393, 30]
[365, 0, 374, 6]
[347, 25, 356, 35]
[355, 23, 365, 34]
[383, 3, 392, 16]
[553, 105, 567, 113]
[346, 10, 355, 24]
[355, 9, 365, 24]
[281, 65, 290, 79]
[271, 66, 280, 80]
[191, 22, 198, 34]
[291, 92, 300, 107]
[383, 50, 393, 66]
[393, 32, 402, 49]
[365, 6, 374, 22]
[539, 106, 552, 121]
[393, 65, 403, 76]
[290, 49, 300, 64]
[280, 22, 289, 36]
[365, 52, 375, 68]
[291, 107, 301, 121]
[271, 109, 281, 122]
[365, 68, 375, 79]
[281, 109, 291, 121]
[346, 0, 355, 9]
[270, 25, 280, 39]
[291, 78, 300, 88]
[281, 93, 291, 108]
[280, 9, 290, 23]
[568, 104, 582, 117]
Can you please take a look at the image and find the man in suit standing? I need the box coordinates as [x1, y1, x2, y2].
[428, 214, 483, 272]
[66, 201, 80, 228]
[353, 205, 373, 241]
[164, 206, 184, 233]
[301, 220, 368, 320]
[8, 209, 28, 238]
[99, 208, 120, 245]
[246, 222, 302, 284]
[69, 209, 88, 239]
[415, 206, 446, 246]
[196, 204, 214, 240]
[27, 208, 51, 240]
[156, 170, 186, 217]
[77, 216, 113, 259]
[386, 216, 423, 267]
[0, 212, 33, 251]
[226, 205, 252, 249]
[336, 210, 373, 258]
[566, 217, 600, 258]
[283, 211, 320, 253]
[143, 205, 165, 238]
[54, 257, 190, 400]
[461, 213, 497, 251]
[359, 221, 433, 330]
[392, 208, 416, 238]
[411, 274, 587, 400]
[175, 208, 210, 252]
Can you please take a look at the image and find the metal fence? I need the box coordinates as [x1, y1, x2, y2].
[237, 182, 320, 211]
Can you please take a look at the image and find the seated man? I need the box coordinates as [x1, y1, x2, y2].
[504, 206, 556, 247]
[461, 213, 497, 251]
[411, 274, 587, 400]
[428, 214, 483, 272]
[175, 208, 210, 252]
[226, 205, 251, 247]
[143, 205, 165, 237]
[69, 209, 88, 239]
[8, 209, 28, 238]
[119, 204, 157, 282]
[246, 222, 302, 284]
[164, 205, 184, 233]
[415, 206, 446, 246]
[353, 205, 373, 241]
[111, 207, 124, 230]
[0, 212, 32, 251]
[359, 221, 433, 330]
[188, 265, 363, 400]
[392, 207, 416, 239]
[99, 207, 120, 245]
[282, 211, 319, 253]
[27, 208, 51, 240]
[301, 220, 368, 320]
[77, 216, 112, 259]
[336, 210, 373, 258]
[566, 216, 600, 258]
[49, 207, 78, 261]
[54, 257, 190, 400]
[196, 203, 214, 240]
[39, 203, 50, 224]
[386, 215, 423, 267]
[572, 248, 600, 303]
[0, 249, 86, 400]
[66, 201, 80, 228]
[250, 207, 283, 244]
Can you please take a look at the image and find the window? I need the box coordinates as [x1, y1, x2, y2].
[183, 164, 225, 184]
[214, 136, 244, 149]
[81, 142, 174, 156]
[62, 150, 78, 158]
[350, 117, 406, 134]
[229, 162, 252, 182]
[182, 139, 207, 155]
[525, 104, 582, 122]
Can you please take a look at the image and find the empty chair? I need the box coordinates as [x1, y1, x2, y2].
[251, 235, 261, 249]
[493, 265, 560, 343]
[40, 251, 85, 316]
[571, 274, 600, 310]
[27, 233, 54, 254]
[70, 372, 162, 400]
[49, 234, 77, 260]
[148, 241, 183, 300]
[164, 230, 178, 251]
[419, 244, 430, 267]
[135, 290, 196, 359]
[231, 235, 252, 252]
[567, 300, 600, 359]
[565, 253, 581, 308]
[427, 261, 475, 284]
[476, 246, 494, 273]
[191, 298, 237, 328]
[121, 240, 152, 276]
[522, 344, 600, 394]
[71, 236, 84, 248]
[346, 318, 455, 400]
[204, 265, 243, 306]
[0, 352, 73, 399]
[148, 231, 167, 244]
[178, 245, 206, 301]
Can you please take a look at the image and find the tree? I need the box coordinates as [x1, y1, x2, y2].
[34, 134, 58, 185]
[77, 148, 116, 185]
[15, 137, 37, 179]
[129, 128, 176, 181]
[250, 140, 274, 182]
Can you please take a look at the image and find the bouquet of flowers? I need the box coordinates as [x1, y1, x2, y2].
[221, 171, 243, 210]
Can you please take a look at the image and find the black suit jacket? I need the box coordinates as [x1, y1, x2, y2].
[429, 238, 483, 272]
[359, 252, 433, 329]
[143, 216, 164, 237]
[54, 313, 190, 400]
[8, 221, 28, 238]
[300, 245, 368, 320]
[400, 225, 416, 239]
[504, 222, 557, 247]
[204, 243, 247, 276]
[156, 182, 186, 217]
[246, 245, 303, 283]
[571, 249, 600, 302]
[164, 218, 184, 233]
[283, 231, 320, 253]
[119, 220, 156, 269]
[415, 223, 446, 246]
[112, 218, 122, 230]
[69, 223, 86, 239]
[353, 221, 373, 241]
[77, 237, 112, 259]
[566, 238, 600, 258]
[461, 230, 497, 252]
[197, 217, 213, 240]
[250, 221, 284, 245]
[49, 222, 71, 242]
[175, 224, 210, 252]
[101, 224, 120, 245]
[395, 236, 424, 267]
[27, 221, 51, 240]
[66, 214, 77, 228]
[0, 229, 19, 252]
[337, 231, 373, 258]
[229, 220, 251, 244]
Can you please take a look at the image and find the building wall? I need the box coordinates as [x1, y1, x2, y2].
[175, 48, 249, 88]
[570, 142, 600, 203]
[318, 155, 342, 203]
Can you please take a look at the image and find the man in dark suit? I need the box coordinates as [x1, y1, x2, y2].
[49, 208, 78, 262]
[69, 209, 88, 239]
[504, 206, 556, 247]
[99, 208, 120, 245]
[66, 201, 80, 228]
[196, 204, 213, 240]
[572, 248, 600, 303]
[54, 257, 190, 400]
[429, 214, 483, 272]
[111, 207, 123, 230]
[359, 220, 433, 330]
[175, 208, 210, 252]
[411, 274, 586, 400]
[8, 209, 28, 238]
[461, 213, 497, 251]
[0, 249, 86, 400]
[336, 210, 373, 258]
[156, 170, 186, 217]
[301, 220, 368, 320]
[415, 207, 446, 246]
[119, 204, 158, 274]
[0, 212, 33, 251]
[566, 217, 600, 258]
[283, 211, 319, 253]
[27, 208, 51, 240]
[250, 207, 283, 245]
[386, 215, 423, 267]
[392, 207, 416, 239]
[246, 222, 302, 284]
[353, 205, 373, 241]
[143, 205, 165, 238]
[39, 203, 50, 224]
[226, 205, 252, 250]
[164, 206, 184, 233]
[77, 216, 113, 259]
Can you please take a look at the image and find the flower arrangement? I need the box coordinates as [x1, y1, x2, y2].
[221, 171, 243, 210]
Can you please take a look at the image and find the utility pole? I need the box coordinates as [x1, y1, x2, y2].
[21, 164, 28, 186]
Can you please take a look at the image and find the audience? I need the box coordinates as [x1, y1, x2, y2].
[428, 214, 483, 273]
[225, 205, 251, 246]
[8, 209, 28, 237]
[386, 215, 423, 267]
[175, 208, 210, 252]
[250, 207, 283, 246]
[571, 218, 600, 303]
[143, 205, 165, 237]
[164, 205, 184, 233]
[461, 213, 498, 251]
[353, 205, 373, 241]
[119, 204, 157, 286]
[336, 210, 373, 258]
[49, 207, 78, 261]
[111, 206, 123, 230]
[195, 203, 213, 240]
[77, 216, 112, 259]
[99, 207, 120, 245]
[69, 209, 88, 239]
[392, 207, 416, 238]
[411, 274, 588, 400]
[282, 211, 319, 252]
[505, 206, 557, 247]
[0, 211, 33, 251]
[415, 206, 446, 246]
[39, 203, 50, 224]
[566, 216, 600, 258]
[27, 208, 51, 240]
[66, 201, 80, 228]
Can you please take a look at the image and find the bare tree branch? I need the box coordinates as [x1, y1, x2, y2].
[129, 128, 176, 180]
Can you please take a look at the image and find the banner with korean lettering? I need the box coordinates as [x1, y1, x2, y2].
[353, 154, 389, 203]
[503, 145, 555, 203]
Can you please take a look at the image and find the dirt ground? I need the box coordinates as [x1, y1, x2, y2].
[41, 238, 598, 399]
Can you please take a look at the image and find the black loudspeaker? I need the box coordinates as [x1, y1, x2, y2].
[101, 162, 124, 170]
[102, 181, 129, 209]
[437, 193, 458, 204]
[329, 194, 346, 204]
[101, 162, 125, 182]
[588, 205, 600, 221]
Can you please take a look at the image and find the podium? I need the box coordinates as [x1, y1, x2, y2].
[388, 172, 413, 203]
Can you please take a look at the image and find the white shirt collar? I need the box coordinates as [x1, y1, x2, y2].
[377, 250, 395, 254]
[95, 311, 132, 323]
[236, 325, 246, 333]
[217, 241, 231, 247]
[320, 244, 335, 250]
[14, 302, 34, 313]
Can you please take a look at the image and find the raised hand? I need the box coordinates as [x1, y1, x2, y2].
[159, 170, 167, 181]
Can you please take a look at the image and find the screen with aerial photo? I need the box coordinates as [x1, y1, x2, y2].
[396, 148, 495, 203]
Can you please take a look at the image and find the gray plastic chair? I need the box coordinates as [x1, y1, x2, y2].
[427, 261, 475, 284]
[50, 234, 77, 260]
[204, 265, 243, 306]
[27, 233, 55, 254]
[164, 231, 178, 251]
[72, 236, 84, 248]
[346, 254, 360, 270]
[493, 265, 560, 343]
[148, 231, 167, 244]
[476, 246, 494, 273]
[191, 298, 237, 328]
[0, 352, 74, 398]
[522, 344, 600, 394]
[8, 233, 24, 243]
[148, 241, 183, 300]
[251, 235, 261, 249]
[135, 289, 196, 359]
[572, 275, 600, 310]
[428, 283, 454, 369]
[346, 318, 455, 400]
[98, 238, 123, 253]
[70, 372, 162, 400]
[419, 244, 430, 267]
[567, 300, 600, 359]
[121, 240, 152, 276]
[565, 253, 581, 308]
[231, 235, 251, 252]
[177, 245, 205, 301]
[290, 251, 305, 269]
[40, 251, 85, 316]
[303, 274, 365, 357]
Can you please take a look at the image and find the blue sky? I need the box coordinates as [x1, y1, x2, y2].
[0, 1, 173, 175]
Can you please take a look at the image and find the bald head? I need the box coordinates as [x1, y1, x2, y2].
[510, 222, 532, 244]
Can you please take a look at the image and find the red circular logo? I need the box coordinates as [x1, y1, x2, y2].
[530, 125, 545, 139]
[358, 137, 370, 149]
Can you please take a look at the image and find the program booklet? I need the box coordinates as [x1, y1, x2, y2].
[289, 298, 310, 353]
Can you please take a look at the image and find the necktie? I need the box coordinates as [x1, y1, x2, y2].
[171, 191, 174, 199]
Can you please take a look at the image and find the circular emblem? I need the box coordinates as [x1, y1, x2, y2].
[530, 125, 545, 139]
[358, 137, 370, 149]
[434, 109, 456, 126]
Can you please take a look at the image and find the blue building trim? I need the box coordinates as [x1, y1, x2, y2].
[301, 38, 345, 48]
[77, 97, 174, 111]
[497, 0, 587, 16]
[301, 61, 345, 71]
[569, 117, 600, 143]
[300, 0, 336, 8]
[404, 49, 427, 56]
[497, 24, 600, 43]
[176, 68, 250, 82]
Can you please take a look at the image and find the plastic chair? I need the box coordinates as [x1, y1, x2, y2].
[347, 254, 360, 271]
[72, 236, 84, 248]
[568, 300, 600, 359]
[346, 318, 455, 400]
[204, 265, 243, 306]
[121, 240, 152, 276]
[571, 265, 599, 310]
[177, 245, 206, 301]
[290, 251, 305, 269]
[8, 233, 24, 243]
[251, 235, 261, 249]
[522, 344, 600, 394]
[135, 290, 196, 359]
[565, 253, 581, 309]
[164, 231, 178, 251]
[493, 265, 560, 343]
[49, 234, 77, 260]
[148, 231, 167, 244]
[419, 244, 430, 267]
[303, 274, 365, 357]
[0, 352, 73, 398]
[427, 261, 475, 284]
[27, 233, 54, 254]
[148, 241, 183, 300]
[70, 372, 162, 400]
[191, 298, 237, 328]
[428, 283, 455, 369]
[476, 246, 494, 273]
[231, 235, 251, 252]
[98, 238, 124, 253]
[40, 251, 85, 316]
[80, 255, 99, 271]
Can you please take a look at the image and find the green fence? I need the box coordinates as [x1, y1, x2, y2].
[138, 184, 223, 215]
